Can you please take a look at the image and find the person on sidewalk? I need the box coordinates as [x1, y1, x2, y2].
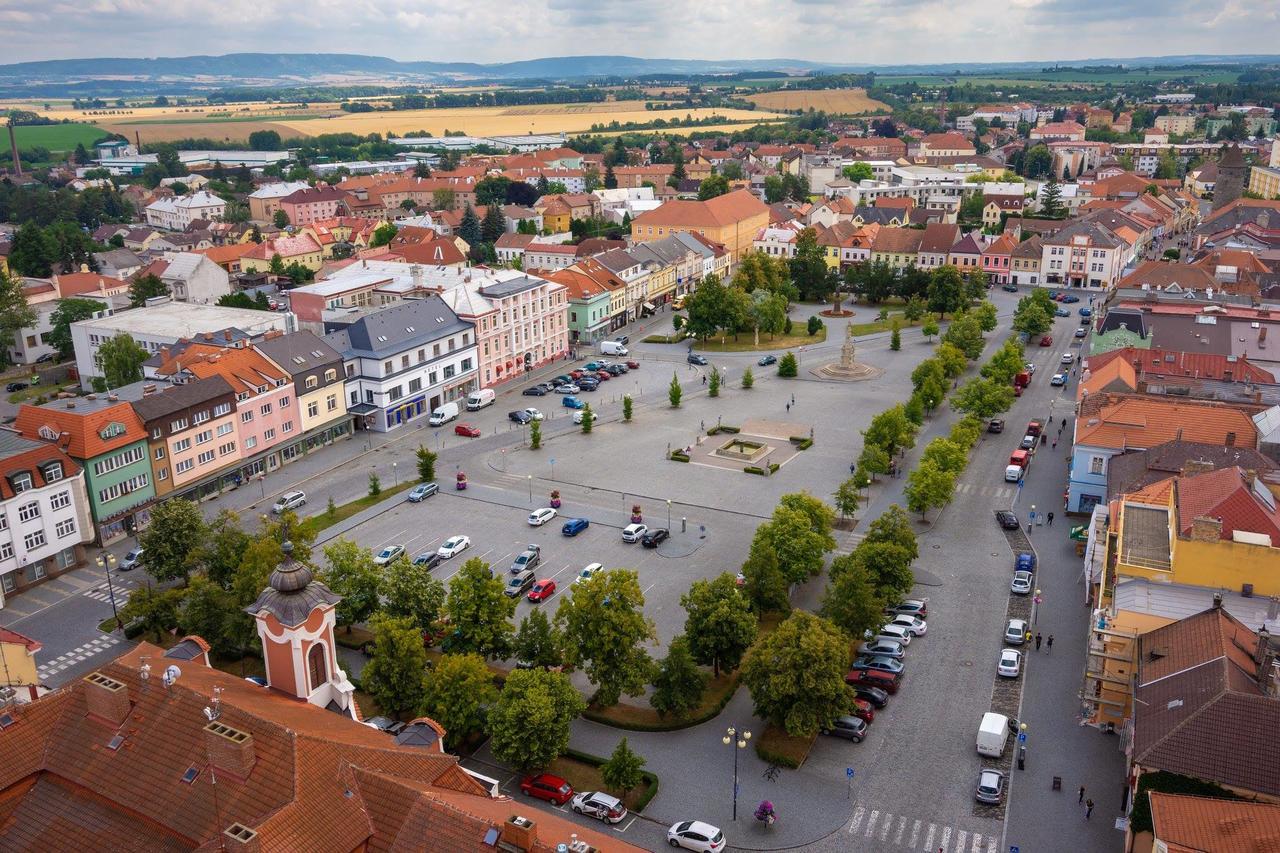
[1078, 785, 1085, 803]
[1035, 633, 1042, 651]
[1047, 635, 1054, 652]
[1085, 799, 1094, 819]
[1047, 512, 1054, 526]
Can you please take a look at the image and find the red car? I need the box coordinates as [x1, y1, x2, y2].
[569, 369, 585, 380]
[851, 698, 876, 724]
[520, 772, 574, 805]
[595, 370, 611, 381]
[527, 579, 557, 602]
[1039, 335, 1053, 347]
[626, 360, 640, 370]
[454, 423, 481, 437]
[846, 668, 899, 694]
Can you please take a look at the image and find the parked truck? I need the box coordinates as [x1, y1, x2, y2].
[977, 712, 1011, 757]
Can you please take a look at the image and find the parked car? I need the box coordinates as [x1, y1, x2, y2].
[571, 791, 628, 824]
[562, 517, 590, 536]
[454, 423, 481, 437]
[509, 410, 533, 424]
[551, 375, 572, 386]
[852, 684, 889, 708]
[852, 655, 905, 675]
[1011, 570, 1034, 595]
[522, 386, 547, 396]
[510, 547, 541, 574]
[577, 377, 599, 391]
[758, 355, 778, 366]
[527, 579, 557, 602]
[687, 353, 709, 365]
[562, 396, 586, 409]
[821, 715, 868, 742]
[505, 570, 536, 598]
[605, 364, 627, 376]
[614, 335, 629, 345]
[858, 639, 905, 660]
[1061, 294, 1080, 303]
[886, 614, 927, 636]
[373, 545, 405, 566]
[1079, 307, 1092, 317]
[667, 820, 724, 853]
[528, 507, 557, 526]
[976, 769, 1006, 804]
[575, 563, 603, 585]
[887, 599, 928, 618]
[408, 482, 439, 502]
[520, 773, 574, 805]
[1055, 307, 1070, 317]
[1016, 552, 1036, 572]
[35, 353, 57, 364]
[436, 535, 471, 558]
[845, 668, 899, 694]
[996, 510, 1020, 530]
[622, 523, 648, 543]
[413, 552, 443, 571]
[594, 370, 611, 381]
[998, 649, 1023, 678]
[1039, 335, 1053, 347]
[1074, 327, 1087, 338]
[641, 528, 669, 548]
[1051, 373, 1067, 386]
[272, 490, 306, 514]
[572, 409, 594, 425]
[1019, 434, 1036, 450]
[626, 360, 640, 370]
[874, 624, 913, 646]
[987, 418, 1004, 434]
[5, 382, 27, 393]
[583, 361, 606, 371]
[1001, 283, 1018, 292]
[119, 547, 144, 571]
[524, 408, 544, 421]
[1005, 618, 1029, 645]
[553, 383, 580, 395]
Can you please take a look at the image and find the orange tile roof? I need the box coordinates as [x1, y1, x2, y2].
[1079, 355, 1137, 397]
[1126, 475, 1175, 505]
[1149, 792, 1280, 852]
[1175, 466, 1280, 541]
[53, 271, 129, 299]
[1086, 346, 1275, 384]
[14, 400, 148, 460]
[0, 627, 41, 654]
[388, 238, 467, 266]
[193, 244, 256, 266]
[1076, 397, 1258, 451]
[632, 189, 768, 229]
[154, 344, 288, 394]
[871, 227, 924, 254]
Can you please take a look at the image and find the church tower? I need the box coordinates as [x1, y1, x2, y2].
[1213, 143, 1246, 212]
[244, 542, 356, 717]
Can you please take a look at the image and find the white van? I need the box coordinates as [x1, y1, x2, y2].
[466, 389, 495, 411]
[428, 401, 460, 426]
[600, 340, 629, 356]
[976, 712, 1011, 758]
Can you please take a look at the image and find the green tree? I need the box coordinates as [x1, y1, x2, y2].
[974, 300, 998, 333]
[128, 272, 169, 307]
[603, 163, 617, 189]
[833, 476, 864, 521]
[368, 471, 381, 497]
[927, 265, 965, 317]
[272, 209, 289, 229]
[863, 504, 918, 562]
[863, 404, 916, 456]
[529, 418, 542, 449]
[601, 738, 646, 796]
[513, 608, 563, 669]
[682, 573, 757, 677]
[849, 540, 915, 600]
[140, 497, 207, 583]
[458, 204, 483, 249]
[942, 313, 985, 360]
[370, 222, 397, 247]
[741, 611, 853, 736]
[622, 394, 633, 421]
[952, 377, 1015, 419]
[362, 613, 430, 717]
[432, 188, 456, 211]
[580, 402, 594, 433]
[381, 558, 446, 631]
[903, 295, 926, 323]
[117, 582, 183, 643]
[197, 509, 252, 589]
[445, 557, 516, 658]
[763, 174, 786, 204]
[177, 576, 236, 657]
[421, 653, 498, 748]
[488, 668, 585, 772]
[922, 318, 940, 340]
[321, 539, 383, 631]
[921, 437, 967, 475]
[8, 223, 55, 277]
[755, 505, 831, 586]
[777, 351, 798, 377]
[481, 202, 507, 244]
[668, 371, 682, 407]
[890, 321, 901, 351]
[903, 392, 925, 425]
[416, 445, 437, 482]
[790, 227, 831, 301]
[821, 555, 886, 640]
[1012, 300, 1052, 338]
[0, 270, 38, 366]
[842, 161, 874, 182]
[556, 568, 655, 706]
[248, 129, 282, 150]
[904, 458, 956, 520]
[936, 342, 968, 379]
[683, 274, 728, 339]
[155, 144, 182, 177]
[857, 442, 891, 481]
[707, 367, 720, 398]
[740, 534, 790, 612]
[698, 173, 730, 200]
[1040, 177, 1064, 218]
[981, 340, 1025, 385]
[650, 635, 708, 717]
[741, 366, 754, 389]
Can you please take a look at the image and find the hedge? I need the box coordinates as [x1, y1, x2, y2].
[744, 465, 768, 475]
[580, 672, 740, 733]
[707, 425, 741, 435]
[789, 436, 813, 449]
[563, 747, 661, 813]
[669, 451, 690, 462]
[768, 462, 780, 474]
[754, 725, 816, 769]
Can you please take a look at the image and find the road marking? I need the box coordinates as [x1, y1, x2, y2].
[613, 817, 636, 833]
[547, 562, 572, 581]
[36, 634, 122, 679]
[848, 806, 866, 834]
[894, 815, 906, 845]
[909, 819, 921, 848]
[641, 582, 655, 596]
[940, 826, 951, 851]
[865, 810, 880, 837]
[987, 837, 998, 853]
[924, 823, 936, 850]
[880, 813, 892, 841]
[956, 830, 967, 851]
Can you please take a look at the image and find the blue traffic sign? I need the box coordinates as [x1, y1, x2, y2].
[1018, 732, 1027, 743]
[846, 768, 855, 778]
[1011, 847, 1020, 853]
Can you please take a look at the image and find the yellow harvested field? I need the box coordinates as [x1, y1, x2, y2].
[97, 120, 301, 144]
[745, 89, 890, 114]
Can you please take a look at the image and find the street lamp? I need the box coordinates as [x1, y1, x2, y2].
[1018, 722, 1029, 770]
[722, 725, 751, 820]
[527, 474, 533, 504]
[391, 461, 398, 487]
[1032, 589, 1043, 626]
[94, 553, 122, 630]
[1029, 504, 1037, 532]
[666, 499, 672, 530]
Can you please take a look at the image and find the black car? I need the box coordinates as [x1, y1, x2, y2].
[5, 382, 27, 393]
[509, 410, 533, 424]
[758, 355, 777, 366]
[605, 364, 626, 376]
[413, 552, 444, 570]
[577, 377, 599, 391]
[35, 353, 57, 364]
[522, 386, 547, 396]
[852, 685, 889, 708]
[687, 353, 708, 366]
[641, 528, 669, 548]
[996, 510, 1021, 530]
[987, 419, 1004, 434]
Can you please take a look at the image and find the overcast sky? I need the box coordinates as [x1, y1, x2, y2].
[1, 0, 1277, 65]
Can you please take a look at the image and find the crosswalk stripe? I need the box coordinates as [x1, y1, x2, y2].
[866, 810, 879, 838]
[880, 813, 892, 841]
[849, 806, 865, 835]
[894, 815, 906, 845]
[988, 837, 999, 853]
[940, 826, 951, 851]
[924, 823, 936, 851]
[909, 819, 921, 848]
[956, 830, 968, 851]
[972, 834, 985, 853]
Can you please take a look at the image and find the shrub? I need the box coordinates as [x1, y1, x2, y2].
[778, 352, 798, 377]
[789, 437, 813, 450]
[744, 466, 768, 475]
[368, 472, 381, 497]
[784, 316, 793, 335]
[741, 366, 754, 389]
[807, 315, 822, 336]
[670, 451, 690, 462]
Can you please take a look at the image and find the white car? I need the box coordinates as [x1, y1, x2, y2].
[1011, 570, 1034, 595]
[998, 648, 1023, 678]
[1006, 618, 1028, 645]
[575, 563, 603, 585]
[528, 507, 557, 526]
[1060, 352, 1075, 365]
[436, 535, 471, 559]
[667, 820, 725, 852]
[874, 624, 912, 646]
[1023, 362, 1036, 374]
[887, 614, 927, 636]
[272, 490, 306, 514]
[524, 408, 545, 421]
[572, 409, 594, 425]
[373, 545, 405, 566]
[1051, 373, 1067, 386]
[622, 523, 648, 543]
[571, 791, 628, 824]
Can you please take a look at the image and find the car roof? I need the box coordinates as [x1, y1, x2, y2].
[530, 771, 568, 784]
[680, 820, 721, 835]
[586, 791, 621, 806]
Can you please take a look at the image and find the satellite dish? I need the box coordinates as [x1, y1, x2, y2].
[163, 665, 182, 687]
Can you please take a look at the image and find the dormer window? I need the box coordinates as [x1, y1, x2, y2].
[10, 473, 32, 494]
[41, 463, 63, 483]
[305, 376, 318, 390]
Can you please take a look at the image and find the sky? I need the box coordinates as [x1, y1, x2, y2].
[1, 0, 1278, 66]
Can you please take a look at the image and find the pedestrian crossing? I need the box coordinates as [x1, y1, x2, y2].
[83, 584, 132, 604]
[847, 803, 999, 853]
[955, 483, 1014, 499]
[36, 634, 122, 680]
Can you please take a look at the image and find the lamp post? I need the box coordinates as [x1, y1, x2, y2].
[527, 474, 533, 504]
[722, 725, 750, 820]
[1032, 589, 1043, 626]
[666, 500, 672, 530]
[391, 461, 398, 487]
[1018, 722, 1029, 770]
[95, 553, 122, 630]
[1029, 504, 1036, 532]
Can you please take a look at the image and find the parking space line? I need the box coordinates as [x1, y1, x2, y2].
[547, 562, 572, 581]
[641, 583, 655, 597]
[613, 817, 636, 833]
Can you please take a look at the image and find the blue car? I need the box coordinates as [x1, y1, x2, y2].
[1061, 294, 1080, 304]
[1055, 308, 1070, 317]
[1015, 552, 1036, 572]
[562, 395, 585, 409]
[1079, 307, 1092, 317]
[562, 518, 590, 536]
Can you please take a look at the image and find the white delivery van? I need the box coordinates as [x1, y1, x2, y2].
[600, 341, 629, 356]
[976, 712, 1011, 758]
[428, 401, 460, 426]
[1005, 464, 1024, 482]
[466, 389, 495, 411]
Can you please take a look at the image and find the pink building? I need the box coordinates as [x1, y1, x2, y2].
[981, 233, 1017, 285]
[279, 185, 351, 226]
[132, 376, 241, 495]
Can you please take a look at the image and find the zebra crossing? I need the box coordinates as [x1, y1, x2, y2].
[847, 803, 999, 853]
[954, 483, 1014, 499]
[83, 583, 133, 604]
[36, 634, 122, 681]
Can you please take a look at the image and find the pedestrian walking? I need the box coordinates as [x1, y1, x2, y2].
[791, 393, 796, 405]
[786, 402, 791, 413]
[1035, 633, 1042, 651]
[1052, 439, 1058, 450]
[702, 374, 707, 385]
[1047, 635, 1054, 652]
[1085, 799, 1094, 819]
[1078, 785, 1086, 803]
[1048, 512, 1054, 526]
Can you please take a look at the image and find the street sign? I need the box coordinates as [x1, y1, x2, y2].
[846, 768, 854, 779]
[1011, 847, 1020, 853]
[1018, 732, 1027, 743]
[550, 458, 556, 465]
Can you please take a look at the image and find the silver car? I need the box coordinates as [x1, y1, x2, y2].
[857, 639, 905, 660]
[976, 769, 1005, 804]
[1011, 570, 1034, 595]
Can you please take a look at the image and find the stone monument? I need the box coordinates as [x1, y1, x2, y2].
[813, 323, 880, 381]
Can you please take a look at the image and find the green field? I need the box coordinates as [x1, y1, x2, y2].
[13, 122, 108, 152]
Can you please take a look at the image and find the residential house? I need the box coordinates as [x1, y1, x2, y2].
[14, 392, 156, 546]
[982, 195, 1024, 229]
[630, 234, 706, 305]
[387, 237, 467, 268]
[753, 223, 802, 260]
[254, 330, 353, 454]
[916, 223, 961, 270]
[323, 297, 478, 432]
[1146, 793, 1280, 853]
[916, 133, 976, 157]
[192, 243, 257, 275]
[149, 252, 233, 305]
[545, 264, 618, 345]
[1154, 114, 1197, 135]
[1105, 438, 1276, 504]
[91, 248, 144, 279]
[536, 197, 572, 234]
[241, 234, 325, 274]
[0, 431, 93, 608]
[613, 164, 676, 189]
[1040, 220, 1127, 289]
[947, 232, 986, 271]
[869, 227, 924, 271]
[838, 223, 881, 267]
[131, 376, 240, 499]
[981, 232, 1017, 285]
[1030, 121, 1087, 142]
[592, 248, 651, 319]
[524, 241, 585, 272]
[495, 232, 535, 266]
[278, 185, 350, 227]
[247, 181, 311, 223]
[0, 627, 40, 700]
[144, 191, 226, 231]
[630, 190, 769, 268]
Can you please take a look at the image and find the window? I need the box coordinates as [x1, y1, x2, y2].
[260, 403, 272, 416]
[158, 468, 168, 480]
[216, 422, 234, 438]
[324, 368, 337, 382]
[244, 436, 257, 450]
[307, 643, 328, 692]
[388, 385, 403, 402]
[93, 445, 144, 476]
[429, 371, 438, 385]
[195, 429, 213, 445]
[408, 377, 422, 393]
[443, 365, 455, 380]
[173, 437, 191, 453]
[327, 394, 337, 412]
[241, 410, 254, 423]
[50, 491, 70, 511]
[401, 355, 410, 369]
[10, 473, 31, 494]
[192, 410, 209, 425]
[0, 514, 7, 531]
[0, 543, 11, 563]
[55, 518, 76, 538]
[1089, 456, 1105, 475]
[263, 428, 276, 441]
[154, 446, 165, 460]
[282, 421, 294, 434]
[24, 530, 46, 551]
[279, 395, 290, 408]
[42, 463, 63, 483]
[18, 502, 40, 523]
[213, 402, 231, 417]
[197, 450, 215, 465]
[307, 401, 319, 418]
[383, 360, 393, 375]
[461, 358, 472, 371]
[305, 376, 318, 390]
[218, 441, 236, 456]
[433, 344, 441, 357]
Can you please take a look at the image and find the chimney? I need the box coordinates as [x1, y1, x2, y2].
[225, 329, 232, 342]
[1213, 592, 1223, 609]
[222, 823, 260, 853]
[203, 721, 257, 779]
[500, 815, 538, 852]
[1244, 468, 1257, 488]
[1181, 459, 1215, 477]
[83, 672, 131, 725]
[160, 346, 170, 362]
[1190, 515, 1224, 542]
[1226, 431, 1237, 447]
[142, 383, 157, 396]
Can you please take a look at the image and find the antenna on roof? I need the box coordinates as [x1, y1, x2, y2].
[203, 686, 223, 722]
[163, 664, 181, 690]
[139, 655, 152, 691]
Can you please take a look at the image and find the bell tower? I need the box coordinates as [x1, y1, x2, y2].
[244, 542, 356, 717]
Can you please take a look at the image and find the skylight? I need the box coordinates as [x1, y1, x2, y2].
[181, 766, 200, 784]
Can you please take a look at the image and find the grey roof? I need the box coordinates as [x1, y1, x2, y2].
[673, 230, 715, 259]
[631, 235, 689, 266]
[854, 207, 904, 225]
[1011, 233, 1043, 259]
[162, 638, 207, 661]
[254, 331, 344, 379]
[322, 296, 470, 359]
[92, 248, 143, 270]
[1106, 440, 1276, 501]
[0, 431, 51, 458]
[1042, 219, 1125, 249]
[130, 375, 235, 422]
[477, 274, 545, 300]
[157, 252, 206, 282]
[592, 247, 639, 274]
[244, 542, 341, 628]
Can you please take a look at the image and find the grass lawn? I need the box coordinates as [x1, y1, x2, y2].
[694, 326, 827, 353]
[847, 311, 924, 337]
[546, 754, 655, 813]
[6, 382, 76, 406]
[585, 670, 739, 730]
[298, 479, 417, 538]
[755, 723, 818, 769]
[14, 123, 108, 153]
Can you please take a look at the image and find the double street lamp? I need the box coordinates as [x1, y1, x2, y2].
[94, 553, 122, 630]
[723, 725, 751, 820]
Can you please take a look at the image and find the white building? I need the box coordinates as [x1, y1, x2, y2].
[0, 431, 93, 608]
[144, 191, 226, 231]
[70, 298, 292, 390]
[247, 181, 311, 222]
[155, 252, 233, 305]
[1039, 220, 1127, 290]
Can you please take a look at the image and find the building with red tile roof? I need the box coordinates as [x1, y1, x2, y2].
[0, 626, 42, 700]
[386, 237, 467, 267]
[1148, 792, 1280, 853]
[630, 190, 768, 266]
[917, 133, 976, 156]
[1086, 346, 1276, 385]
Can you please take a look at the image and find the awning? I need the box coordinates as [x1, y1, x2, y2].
[348, 403, 378, 415]
[643, 302, 656, 311]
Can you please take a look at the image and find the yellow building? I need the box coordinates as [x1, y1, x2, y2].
[536, 198, 572, 234]
[240, 234, 325, 273]
[0, 627, 42, 702]
[868, 227, 924, 270]
[630, 190, 770, 268]
[1249, 165, 1280, 200]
